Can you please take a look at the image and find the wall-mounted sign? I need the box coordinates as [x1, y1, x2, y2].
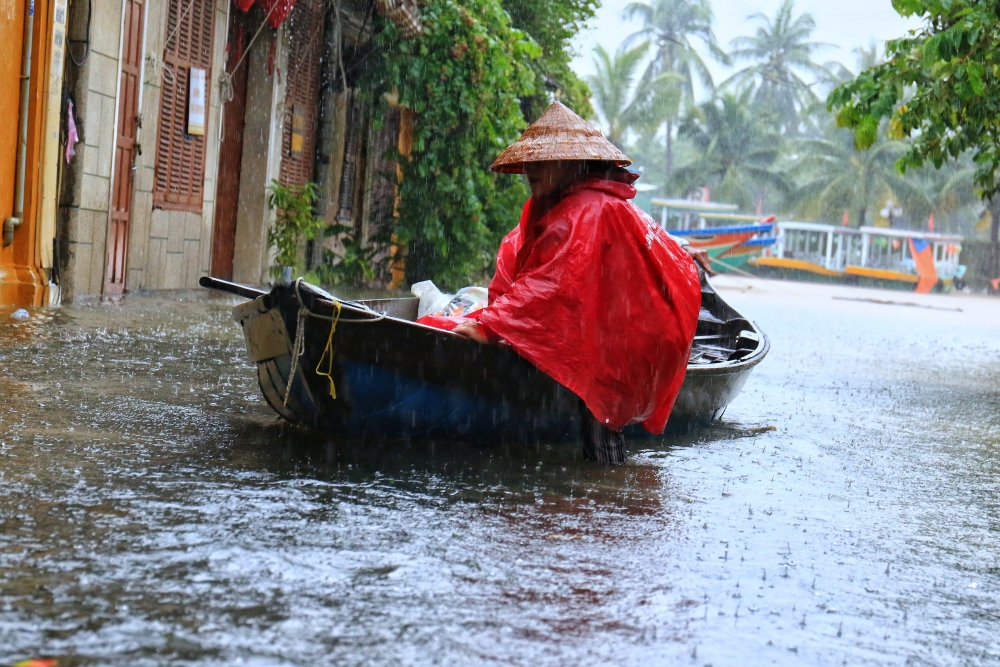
[187, 67, 206, 136]
[291, 105, 304, 157]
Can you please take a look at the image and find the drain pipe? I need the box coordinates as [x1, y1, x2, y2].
[3, 0, 34, 247]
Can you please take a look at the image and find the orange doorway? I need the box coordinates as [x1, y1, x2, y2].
[0, 0, 27, 302]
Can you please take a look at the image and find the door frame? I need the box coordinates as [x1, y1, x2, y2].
[103, 0, 147, 295]
[210, 7, 251, 280]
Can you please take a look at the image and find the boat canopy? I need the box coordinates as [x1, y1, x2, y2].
[650, 198, 739, 212]
[699, 212, 770, 222]
[651, 198, 740, 229]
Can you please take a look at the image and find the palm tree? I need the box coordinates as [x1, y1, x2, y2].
[674, 91, 791, 210]
[789, 125, 932, 226]
[623, 0, 728, 181]
[724, 0, 830, 134]
[588, 43, 681, 147]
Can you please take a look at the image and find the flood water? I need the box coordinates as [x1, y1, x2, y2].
[1, 278, 999, 666]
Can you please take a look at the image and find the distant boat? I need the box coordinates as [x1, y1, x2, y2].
[200, 275, 769, 441]
[667, 222, 774, 262]
[750, 222, 966, 290]
[652, 198, 776, 271]
[718, 235, 778, 270]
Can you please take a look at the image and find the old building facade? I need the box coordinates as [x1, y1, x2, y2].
[0, 0, 420, 306]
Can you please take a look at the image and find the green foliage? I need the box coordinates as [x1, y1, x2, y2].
[502, 0, 599, 119]
[602, 2, 982, 234]
[266, 180, 324, 281]
[370, 0, 537, 289]
[588, 42, 681, 146]
[313, 225, 380, 286]
[828, 0, 1000, 199]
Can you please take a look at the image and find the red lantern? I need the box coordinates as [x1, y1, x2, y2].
[260, 0, 295, 28]
[234, 0, 254, 12]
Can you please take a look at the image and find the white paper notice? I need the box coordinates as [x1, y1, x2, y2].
[187, 67, 206, 136]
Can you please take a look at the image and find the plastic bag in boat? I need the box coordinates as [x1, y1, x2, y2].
[441, 287, 489, 316]
[411, 280, 453, 318]
[412, 282, 489, 330]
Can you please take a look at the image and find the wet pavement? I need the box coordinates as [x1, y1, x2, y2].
[1, 278, 998, 666]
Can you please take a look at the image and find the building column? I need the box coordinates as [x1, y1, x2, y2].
[231, 24, 287, 286]
[57, 0, 125, 301]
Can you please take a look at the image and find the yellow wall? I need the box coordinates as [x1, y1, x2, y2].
[0, 0, 60, 307]
[0, 0, 26, 228]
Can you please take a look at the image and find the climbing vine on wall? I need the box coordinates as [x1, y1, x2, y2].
[369, 0, 539, 289]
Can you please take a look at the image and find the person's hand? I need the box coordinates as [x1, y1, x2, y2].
[684, 246, 714, 275]
[453, 320, 489, 344]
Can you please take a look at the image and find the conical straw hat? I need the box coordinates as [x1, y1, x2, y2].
[490, 101, 631, 174]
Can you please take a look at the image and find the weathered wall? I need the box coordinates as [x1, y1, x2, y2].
[127, 0, 227, 290]
[59, 0, 123, 300]
[59, 0, 228, 299]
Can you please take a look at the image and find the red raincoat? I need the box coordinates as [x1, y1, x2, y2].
[476, 174, 702, 433]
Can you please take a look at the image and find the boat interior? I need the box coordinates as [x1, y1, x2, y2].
[333, 277, 764, 369]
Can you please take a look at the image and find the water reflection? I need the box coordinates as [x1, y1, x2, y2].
[2, 283, 1000, 665]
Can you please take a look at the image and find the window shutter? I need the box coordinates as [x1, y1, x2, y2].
[279, 0, 324, 187]
[153, 0, 217, 211]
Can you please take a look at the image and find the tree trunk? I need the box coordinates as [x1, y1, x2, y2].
[859, 207, 866, 227]
[665, 119, 673, 186]
[989, 196, 1000, 278]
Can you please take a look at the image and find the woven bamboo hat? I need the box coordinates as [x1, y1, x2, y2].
[490, 101, 631, 174]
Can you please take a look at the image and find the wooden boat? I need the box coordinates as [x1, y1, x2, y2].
[718, 235, 778, 270]
[650, 197, 777, 273]
[665, 223, 773, 260]
[201, 274, 769, 442]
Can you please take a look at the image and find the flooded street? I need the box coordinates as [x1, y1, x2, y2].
[1, 278, 999, 666]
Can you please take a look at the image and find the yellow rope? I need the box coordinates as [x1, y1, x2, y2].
[315, 299, 342, 399]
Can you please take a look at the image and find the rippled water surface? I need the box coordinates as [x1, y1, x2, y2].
[1, 279, 999, 666]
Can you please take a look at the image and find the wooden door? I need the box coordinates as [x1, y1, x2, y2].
[104, 0, 145, 294]
[210, 9, 249, 280]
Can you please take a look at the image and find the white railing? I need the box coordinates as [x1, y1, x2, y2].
[772, 222, 964, 276]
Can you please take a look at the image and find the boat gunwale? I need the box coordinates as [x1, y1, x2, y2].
[234, 287, 769, 380]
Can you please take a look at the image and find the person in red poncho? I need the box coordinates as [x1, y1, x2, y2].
[453, 102, 707, 464]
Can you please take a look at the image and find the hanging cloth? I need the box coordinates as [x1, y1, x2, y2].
[909, 238, 938, 294]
